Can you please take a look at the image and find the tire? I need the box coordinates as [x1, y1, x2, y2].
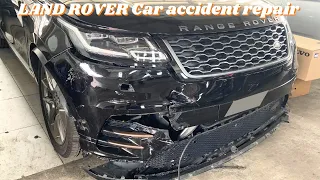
[38, 63, 80, 158]
[0, 38, 9, 48]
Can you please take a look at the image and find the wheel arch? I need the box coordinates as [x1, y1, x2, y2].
[29, 43, 47, 80]
[30, 44, 82, 134]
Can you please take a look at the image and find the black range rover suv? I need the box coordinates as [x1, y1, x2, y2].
[0, 0, 297, 179]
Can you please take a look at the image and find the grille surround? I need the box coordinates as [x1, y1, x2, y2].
[164, 23, 291, 78]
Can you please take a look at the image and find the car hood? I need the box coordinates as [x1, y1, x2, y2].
[57, 0, 281, 34]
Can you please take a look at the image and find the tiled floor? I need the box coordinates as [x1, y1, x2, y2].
[0, 49, 80, 180]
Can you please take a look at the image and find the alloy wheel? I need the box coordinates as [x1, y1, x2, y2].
[41, 69, 68, 145]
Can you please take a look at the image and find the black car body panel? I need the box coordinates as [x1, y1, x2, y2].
[0, 0, 297, 179]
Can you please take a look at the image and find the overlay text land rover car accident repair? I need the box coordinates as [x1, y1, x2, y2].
[0, 0, 297, 179]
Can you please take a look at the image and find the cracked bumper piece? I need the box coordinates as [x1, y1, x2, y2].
[86, 97, 288, 179]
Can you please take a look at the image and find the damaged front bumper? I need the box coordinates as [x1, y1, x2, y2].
[45, 47, 296, 179]
[86, 98, 289, 179]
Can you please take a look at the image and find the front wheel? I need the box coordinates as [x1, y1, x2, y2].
[38, 64, 80, 158]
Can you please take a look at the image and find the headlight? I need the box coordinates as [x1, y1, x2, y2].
[280, 16, 298, 70]
[58, 18, 168, 63]
[280, 16, 295, 60]
[283, 20, 294, 46]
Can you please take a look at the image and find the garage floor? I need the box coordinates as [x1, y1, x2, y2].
[1, 48, 320, 180]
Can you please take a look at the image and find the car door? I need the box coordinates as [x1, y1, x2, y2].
[1, 0, 35, 71]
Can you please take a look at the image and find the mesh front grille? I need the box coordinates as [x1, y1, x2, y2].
[165, 24, 288, 77]
[144, 98, 283, 172]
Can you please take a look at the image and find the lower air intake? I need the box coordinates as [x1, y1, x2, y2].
[142, 98, 284, 174]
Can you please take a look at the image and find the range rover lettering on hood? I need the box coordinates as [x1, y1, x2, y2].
[179, 16, 280, 32]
